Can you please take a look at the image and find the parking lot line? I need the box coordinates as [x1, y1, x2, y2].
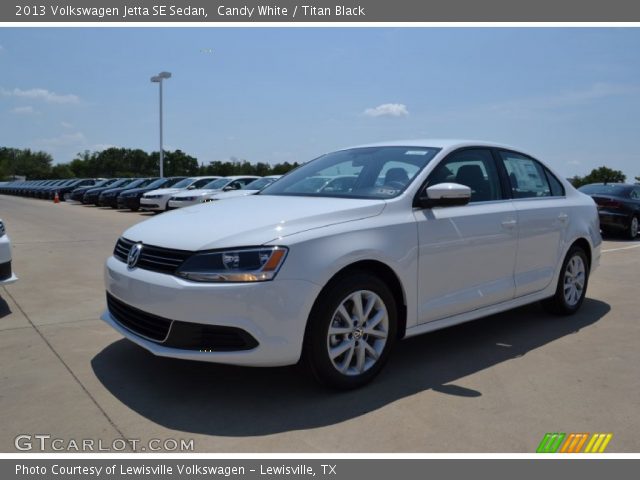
[602, 244, 640, 253]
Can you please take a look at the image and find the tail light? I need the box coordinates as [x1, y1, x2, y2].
[602, 200, 622, 209]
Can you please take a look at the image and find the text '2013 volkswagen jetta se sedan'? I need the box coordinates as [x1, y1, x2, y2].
[103, 140, 601, 389]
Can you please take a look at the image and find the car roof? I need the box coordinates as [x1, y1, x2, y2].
[347, 138, 520, 151]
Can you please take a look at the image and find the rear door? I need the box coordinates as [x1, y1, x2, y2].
[497, 150, 568, 297]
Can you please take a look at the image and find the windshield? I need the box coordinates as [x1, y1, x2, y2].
[260, 146, 440, 199]
[172, 178, 197, 189]
[107, 179, 130, 188]
[122, 178, 148, 189]
[579, 184, 631, 197]
[245, 177, 277, 190]
[146, 177, 184, 189]
[202, 178, 230, 190]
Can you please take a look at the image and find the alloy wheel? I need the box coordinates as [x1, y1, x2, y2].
[326, 290, 389, 376]
[563, 255, 586, 307]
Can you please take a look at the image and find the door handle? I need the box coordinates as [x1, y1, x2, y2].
[558, 213, 569, 222]
[501, 219, 517, 229]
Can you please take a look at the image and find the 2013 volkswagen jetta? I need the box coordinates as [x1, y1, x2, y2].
[102, 140, 601, 389]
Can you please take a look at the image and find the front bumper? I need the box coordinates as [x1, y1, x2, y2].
[167, 198, 201, 209]
[140, 197, 168, 211]
[100, 196, 118, 208]
[103, 256, 321, 366]
[117, 196, 140, 209]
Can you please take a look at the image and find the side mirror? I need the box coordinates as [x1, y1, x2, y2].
[187, 185, 197, 190]
[415, 182, 471, 208]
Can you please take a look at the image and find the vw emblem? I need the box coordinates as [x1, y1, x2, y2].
[127, 242, 143, 268]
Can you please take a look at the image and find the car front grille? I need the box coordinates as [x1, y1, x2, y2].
[106, 293, 258, 351]
[107, 292, 172, 342]
[113, 237, 191, 274]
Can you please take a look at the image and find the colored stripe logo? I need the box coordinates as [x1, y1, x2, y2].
[537, 433, 613, 453]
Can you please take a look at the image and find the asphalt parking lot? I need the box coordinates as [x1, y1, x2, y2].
[1, 194, 639, 452]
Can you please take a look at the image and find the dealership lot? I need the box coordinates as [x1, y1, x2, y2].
[1, 194, 639, 452]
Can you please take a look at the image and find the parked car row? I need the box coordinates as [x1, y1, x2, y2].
[0, 174, 283, 213]
[0, 178, 102, 200]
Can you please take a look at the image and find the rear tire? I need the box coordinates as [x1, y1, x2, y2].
[542, 245, 589, 315]
[303, 272, 397, 390]
[628, 216, 638, 240]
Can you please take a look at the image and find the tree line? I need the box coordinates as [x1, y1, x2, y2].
[0, 147, 300, 180]
[2, 146, 637, 186]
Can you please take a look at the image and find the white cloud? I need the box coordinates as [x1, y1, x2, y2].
[61, 121, 73, 129]
[364, 103, 409, 118]
[36, 132, 86, 149]
[11, 106, 37, 115]
[1, 87, 80, 104]
[0, 45, 5, 54]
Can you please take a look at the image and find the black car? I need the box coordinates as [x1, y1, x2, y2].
[117, 176, 186, 211]
[42, 178, 98, 200]
[83, 179, 134, 205]
[69, 178, 118, 202]
[53, 179, 101, 201]
[38, 179, 75, 199]
[98, 178, 157, 208]
[579, 183, 640, 239]
[27, 180, 60, 198]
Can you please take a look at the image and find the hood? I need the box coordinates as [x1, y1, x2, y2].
[86, 186, 111, 194]
[172, 189, 219, 199]
[144, 187, 184, 196]
[121, 187, 151, 196]
[211, 189, 259, 199]
[123, 195, 386, 251]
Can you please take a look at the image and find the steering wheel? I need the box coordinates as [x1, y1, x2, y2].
[385, 181, 406, 190]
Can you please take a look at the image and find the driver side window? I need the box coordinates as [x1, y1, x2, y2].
[427, 149, 502, 203]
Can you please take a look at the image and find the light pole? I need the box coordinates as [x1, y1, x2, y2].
[150, 71, 171, 177]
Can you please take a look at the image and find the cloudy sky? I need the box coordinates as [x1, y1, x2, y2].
[0, 27, 639, 179]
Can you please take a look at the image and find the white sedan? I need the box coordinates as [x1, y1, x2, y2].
[103, 140, 601, 389]
[167, 176, 260, 209]
[0, 219, 18, 285]
[198, 175, 282, 203]
[139, 176, 220, 212]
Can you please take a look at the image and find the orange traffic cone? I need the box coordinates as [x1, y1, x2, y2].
[53, 192, 60, 203]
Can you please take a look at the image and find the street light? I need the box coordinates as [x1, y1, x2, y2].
[150, 71, 172, 177]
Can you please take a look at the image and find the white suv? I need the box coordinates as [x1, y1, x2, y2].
[103, 140, 601, 389]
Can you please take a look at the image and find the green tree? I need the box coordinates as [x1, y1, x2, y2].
[50, 164, 75, 179]
[573, 166, 626, 188]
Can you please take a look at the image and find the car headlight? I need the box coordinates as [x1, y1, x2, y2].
[176, 246, 288, 282]
[144, 194, 160, 199]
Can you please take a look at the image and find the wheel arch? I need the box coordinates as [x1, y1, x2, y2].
[570, 237, 592, 269]
[306, 259, 408, 341]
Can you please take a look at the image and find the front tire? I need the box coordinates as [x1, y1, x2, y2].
[628, 216, 638, 240]
[304, 272, 397, 389]
[542, 246, 589, 315]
